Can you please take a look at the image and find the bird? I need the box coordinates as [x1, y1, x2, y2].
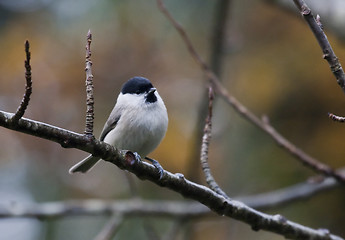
[69, 76, 168, 177]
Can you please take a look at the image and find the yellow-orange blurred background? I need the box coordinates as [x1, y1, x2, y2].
[0, 0, 344, 239]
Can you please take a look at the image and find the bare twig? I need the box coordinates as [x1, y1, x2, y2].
[94, 214, 124, 240]
[85, 29, 95, 137]
[200, 87, 229, 198]
[328, 112, 345, 123]
[292, 0, 345, 93]
[11, 40, 32, 123]
[156, 0, 345, 183]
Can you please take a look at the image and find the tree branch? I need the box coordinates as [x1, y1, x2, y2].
[156, 0, 345, 184]
[0, 28, 344, 239]
[0, 110, 343, 239]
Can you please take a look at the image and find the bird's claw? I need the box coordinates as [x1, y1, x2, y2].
[145, 156, 164, 180]
[133, 152, 141, 162]
[122, 150, 164, 179]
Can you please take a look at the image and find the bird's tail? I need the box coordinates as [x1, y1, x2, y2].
[69, 155, 100, 174]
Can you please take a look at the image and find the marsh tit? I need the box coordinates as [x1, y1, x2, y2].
[69, 76, 168, 175]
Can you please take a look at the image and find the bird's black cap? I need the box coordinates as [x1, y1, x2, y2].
[121, 77, 154, 95]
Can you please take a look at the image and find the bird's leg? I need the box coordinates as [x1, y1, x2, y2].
[122, 150, 164, 180]
[145, 156, 164, 180]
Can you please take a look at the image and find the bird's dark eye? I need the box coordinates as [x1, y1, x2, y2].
[135, 90, 141, 94]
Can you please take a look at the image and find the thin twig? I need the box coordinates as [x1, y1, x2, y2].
[94, 214, 124, 240]
[85, 29, 95, 137]
[292, 0, 345, 93]
[328, 112, 345, 123]
[200, 86, 229, 198]
[11, 40, 32, 123]
[156, 0, 345, 184]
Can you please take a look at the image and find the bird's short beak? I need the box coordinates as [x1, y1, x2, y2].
[146, 88, 157, 103]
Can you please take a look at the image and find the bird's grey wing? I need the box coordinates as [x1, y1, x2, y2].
[99, 107, 121, 141]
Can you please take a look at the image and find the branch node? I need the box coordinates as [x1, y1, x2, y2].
[328, 112, 345, 123]
[175, 173, 185, 180]
[60, 139, 70, 148]
[273, 214, 287, 224]
[300, 4, 311, 16]
[318, 228, 330, 237]
[315, 14, 323, 30]
[251, 224, 260, 232]
[322, 53, 329, 60]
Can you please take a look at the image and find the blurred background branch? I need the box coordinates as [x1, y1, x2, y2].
[0, 174, 340, 219]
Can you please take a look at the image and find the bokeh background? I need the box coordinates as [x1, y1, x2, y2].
[0, 0, 344, 239]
